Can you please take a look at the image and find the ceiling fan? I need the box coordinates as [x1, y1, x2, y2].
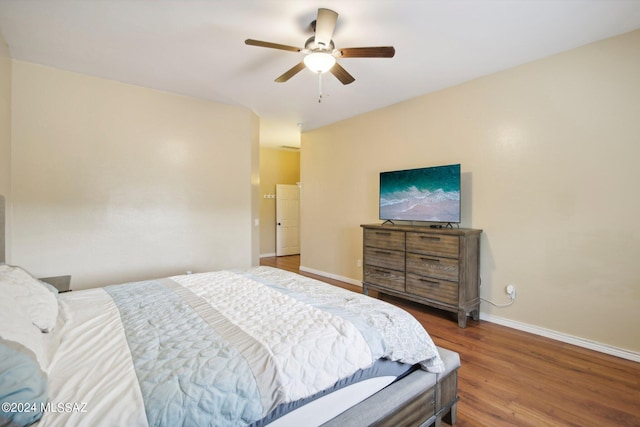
[245, 8, 395, 86]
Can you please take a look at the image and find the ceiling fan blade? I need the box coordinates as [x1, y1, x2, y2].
[314, 8, 338, 48]
[330, 62, 355, 85]
[275, 62, 306, 83]
[245, 39, 301, 53]
[339, 46, 396, 58]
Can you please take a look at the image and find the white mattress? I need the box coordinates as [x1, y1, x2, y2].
[269, 375, 396, 426]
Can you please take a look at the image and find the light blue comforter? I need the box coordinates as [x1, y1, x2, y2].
[104, 267, 443, 427]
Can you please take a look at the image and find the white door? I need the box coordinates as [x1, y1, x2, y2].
[276, 184, 300, 256]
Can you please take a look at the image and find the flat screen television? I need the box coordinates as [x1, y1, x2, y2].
[379, 163, 461, 223]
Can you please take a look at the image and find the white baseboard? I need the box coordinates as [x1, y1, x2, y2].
[297, 266, 640, 363]
[480, 313, 640, 363]
[259, 252, 277, 258]
[299, 265, 363, 288]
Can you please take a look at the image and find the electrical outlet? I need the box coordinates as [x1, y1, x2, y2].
[357, 259, 362, 267]
[506, 284, 516, 300]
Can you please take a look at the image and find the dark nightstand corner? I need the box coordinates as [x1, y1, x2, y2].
[39, 275, 72, 293]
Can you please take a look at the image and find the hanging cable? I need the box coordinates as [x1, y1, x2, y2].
[480, 297, 514, 308]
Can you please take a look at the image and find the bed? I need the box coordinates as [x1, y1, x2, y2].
[0, 196, 459, 427]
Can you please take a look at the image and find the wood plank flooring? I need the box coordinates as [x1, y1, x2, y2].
[260, 255, 640, 427]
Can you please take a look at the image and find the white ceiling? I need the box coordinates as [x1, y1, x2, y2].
[1, 0, 640, 148]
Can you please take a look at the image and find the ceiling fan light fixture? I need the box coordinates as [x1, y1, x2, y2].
[303, 52, 336, 73]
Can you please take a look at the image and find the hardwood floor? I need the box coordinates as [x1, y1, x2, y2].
[261, 255, 640, 427]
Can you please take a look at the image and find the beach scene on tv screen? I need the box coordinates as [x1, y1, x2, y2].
[380, 164, 460, 222]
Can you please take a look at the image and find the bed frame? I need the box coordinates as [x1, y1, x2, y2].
[322, 347, 459, 427]
[0, 194, 458, 426]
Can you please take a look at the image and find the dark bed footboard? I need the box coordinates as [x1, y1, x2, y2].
[435, 370, 459, 427]
[321, 347, 460, 427]
[321, 368, 458, 427]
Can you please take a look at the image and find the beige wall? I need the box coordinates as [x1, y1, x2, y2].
[0, 32, 10, 262]
[301, 30, 640, 354]
[0, 34, 10, 197]
[10, 61, 259, 288]
[259, 147, 300, 256]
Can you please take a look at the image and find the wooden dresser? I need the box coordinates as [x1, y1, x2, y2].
[361, 224, 482, 327]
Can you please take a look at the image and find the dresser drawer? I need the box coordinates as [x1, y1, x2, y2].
[406, 273, 458, 305]
[364, 265, 405, 292]
[406, 253, 459, 282]
[364, 246, 405, 271]
[406, 233, 459, 258]
[364, 229, 405, 251]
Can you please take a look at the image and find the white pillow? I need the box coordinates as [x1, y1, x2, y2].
[0, 292, 48, 370]
[0, 264, 59, 332]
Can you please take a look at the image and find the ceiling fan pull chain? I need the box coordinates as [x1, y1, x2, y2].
[318, 72, 323, 103]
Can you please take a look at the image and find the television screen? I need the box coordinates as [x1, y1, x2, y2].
[379, 164, 461, 223]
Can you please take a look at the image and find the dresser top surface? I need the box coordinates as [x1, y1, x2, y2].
[361, 223, 482, 235]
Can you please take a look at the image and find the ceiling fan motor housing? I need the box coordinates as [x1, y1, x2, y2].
[305, 36, 335, 54]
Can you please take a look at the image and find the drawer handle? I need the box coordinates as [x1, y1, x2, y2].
[373, 268, 390, 274]
[376, 250, 392, 255]
[420, 236, 440, 241]
[419, 278, 440, 285]
[420, 257, 440, 263]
